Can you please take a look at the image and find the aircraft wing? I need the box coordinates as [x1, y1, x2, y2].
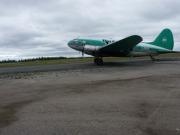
[98, 35, 143, 55]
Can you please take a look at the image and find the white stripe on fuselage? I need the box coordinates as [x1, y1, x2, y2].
[83, 44, 101, 55]
[137, 43, 170, 51]
[78, 42, 171, 56]
[84, 45, 100, 51]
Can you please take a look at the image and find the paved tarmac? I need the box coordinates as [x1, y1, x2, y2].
[0, 58, 179, 74]
[0, 58, 180, 135]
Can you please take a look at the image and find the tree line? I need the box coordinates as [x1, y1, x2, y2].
[0, 57, 68, 63]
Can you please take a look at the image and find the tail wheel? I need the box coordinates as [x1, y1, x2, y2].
[94, 57, 103, 65]
[150, 55, 156, 61]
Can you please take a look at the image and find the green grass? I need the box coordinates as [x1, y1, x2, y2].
[0, 57, 128, 68]
[0, 58, 93, 68]
[0, 53, 180, 68]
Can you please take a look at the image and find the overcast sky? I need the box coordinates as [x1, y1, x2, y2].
[0, 0, 180, 60]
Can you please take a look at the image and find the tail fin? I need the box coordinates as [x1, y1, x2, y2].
[150, 28, 174, 50]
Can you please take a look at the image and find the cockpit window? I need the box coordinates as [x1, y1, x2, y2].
[103, 39, 114, 44]
[103, 39, 108, 44]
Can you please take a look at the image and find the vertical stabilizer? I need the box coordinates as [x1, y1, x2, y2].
[150, 28, 174, 50]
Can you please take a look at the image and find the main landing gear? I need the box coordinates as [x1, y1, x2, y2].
[94, 57, 104, 65]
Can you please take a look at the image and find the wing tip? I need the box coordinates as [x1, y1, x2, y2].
[132, 35, 143, 42]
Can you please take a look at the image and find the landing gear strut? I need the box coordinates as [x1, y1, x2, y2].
[94, 57, 103, 65]
[150, 55, 156, 61]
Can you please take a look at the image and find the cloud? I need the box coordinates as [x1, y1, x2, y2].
[140, 0, 180, 20]
[0, 0, 180, 60]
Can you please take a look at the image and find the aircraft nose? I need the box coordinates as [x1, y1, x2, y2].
[68, 40, 84, 49]
[67, 39, 86, 53]
[68, 40, 74, 48]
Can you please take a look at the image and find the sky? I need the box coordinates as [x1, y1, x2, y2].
[0, 0, 180, 60]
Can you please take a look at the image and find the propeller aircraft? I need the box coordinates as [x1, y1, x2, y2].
[68, 28, 175, 65]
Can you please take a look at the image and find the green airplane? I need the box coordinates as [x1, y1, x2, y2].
[68, 28, 175, 65]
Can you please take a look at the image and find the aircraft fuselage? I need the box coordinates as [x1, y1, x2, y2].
[68, 29, 174, 65]
[68, 39, 170, 57]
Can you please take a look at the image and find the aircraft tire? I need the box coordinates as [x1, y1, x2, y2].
[94, 58, 103, 65]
